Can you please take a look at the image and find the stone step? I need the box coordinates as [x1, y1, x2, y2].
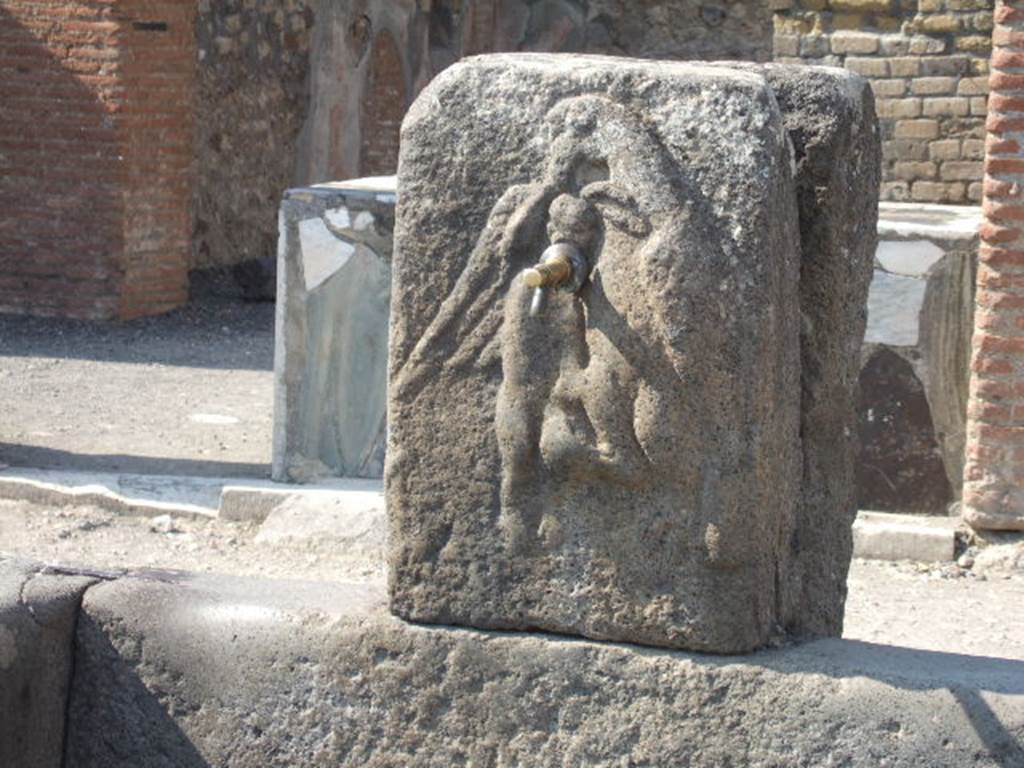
[853, 510, 960, 563]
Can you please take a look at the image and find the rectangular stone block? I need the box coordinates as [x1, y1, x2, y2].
[387, 56, 879, 653]
[852, 511, 957, 562]
[272, 177, 395, 482]
[831, 30, 881, 54]
[388, 55, 803, 653]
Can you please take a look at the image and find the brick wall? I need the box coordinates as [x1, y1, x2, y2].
[118, 0, 195, 319]
[962, 0, 1024, 530]
[774, 0, 993, 205]
[0, 2, 124, 319]
[0, 0, 194, 320]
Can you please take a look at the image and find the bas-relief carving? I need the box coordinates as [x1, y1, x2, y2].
[393, 93, 794, 643]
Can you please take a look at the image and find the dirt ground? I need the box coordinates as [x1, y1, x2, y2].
[2, 496, 1022, 662]
[0, 272, 275, 478]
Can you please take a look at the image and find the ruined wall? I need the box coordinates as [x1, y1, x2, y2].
[774, 0, 992, 205]
[0, 0, 194, 319]
[193, 0, 314, 271]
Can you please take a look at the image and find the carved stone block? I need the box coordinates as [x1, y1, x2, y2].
[387, 55, 875, 653]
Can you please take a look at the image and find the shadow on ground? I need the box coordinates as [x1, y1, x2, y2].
[0, 270, 275, 372]
[0, 444, 269, 478]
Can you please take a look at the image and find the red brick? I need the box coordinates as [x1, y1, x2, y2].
[0, 0, 195, 320]
[996, 5, 1024, 25]
[973, 355, 1016, 374]
[987, 157, 1024, 174]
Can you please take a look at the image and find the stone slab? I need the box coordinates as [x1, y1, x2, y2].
[219, 477, 383, 524]
[0, 467, 380, 527]
[272, 178, 394, 483]
[878, 201, 983, 241]
[0, 467, 223, 519]
[389, 54, 807, 653]
[63, 569, 1024, 767]
[852, 511, 958, 562]
[0, 557, 97, 768]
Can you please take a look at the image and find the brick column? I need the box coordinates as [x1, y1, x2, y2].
[963, 0, 1024, 531]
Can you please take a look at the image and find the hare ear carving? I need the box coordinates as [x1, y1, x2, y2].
[581, 181, 651, 239]
[393, 182, 557, 402]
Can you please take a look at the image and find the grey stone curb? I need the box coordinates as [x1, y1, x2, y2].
[0, 467, 382, 525]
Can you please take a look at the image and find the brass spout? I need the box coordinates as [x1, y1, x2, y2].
[522, 242, 589, 318]
[524, 252, 573, 289]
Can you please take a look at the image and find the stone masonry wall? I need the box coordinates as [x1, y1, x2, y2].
[193, 0, 314, 271]
[774, 0, 992, 205]
[0, 0, 194, 319]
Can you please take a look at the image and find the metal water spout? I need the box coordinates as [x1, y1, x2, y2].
[523, 242, 589, 317]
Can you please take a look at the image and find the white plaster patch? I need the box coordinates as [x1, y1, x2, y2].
[298, 217, 355, 292]
[865, 269, 926, 347]
[0, 625, 17, 671]
[323, 207, 351, 230]
[325, 207, 375, 233]
[190, 413, 240, 425]
[876, 239, 945, 277]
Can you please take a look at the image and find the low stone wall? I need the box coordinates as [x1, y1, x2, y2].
[773, 0, 992, 205]
[0, 558, 96, 768]
[1, 556, 1019, 767]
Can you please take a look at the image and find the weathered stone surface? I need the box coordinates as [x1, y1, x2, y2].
[64, 570, 1024, 768]
[388, 54, 809, 653]
[0, 557, 97, 768]
[729, 63, 881, 640]
[273, 178, 395, 482]
[857, 202, 980, 514]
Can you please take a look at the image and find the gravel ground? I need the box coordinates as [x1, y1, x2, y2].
[0, 272, 275, 477]
[2, 496, 1022, 661]
[0, 498, 382, 583]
